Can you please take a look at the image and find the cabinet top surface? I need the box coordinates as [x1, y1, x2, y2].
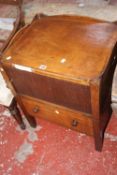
[2, 15, 117, 83]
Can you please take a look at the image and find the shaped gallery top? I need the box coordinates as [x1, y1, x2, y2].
[2, 15, 117, 84]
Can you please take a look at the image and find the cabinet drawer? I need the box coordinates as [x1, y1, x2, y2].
[20, 96, 93, 136]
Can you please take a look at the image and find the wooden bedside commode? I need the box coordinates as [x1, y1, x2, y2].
[1, 15, 117, 151]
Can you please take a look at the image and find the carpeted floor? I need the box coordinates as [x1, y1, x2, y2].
[1, 1, 117, 175]
[1, 104, 117, 175]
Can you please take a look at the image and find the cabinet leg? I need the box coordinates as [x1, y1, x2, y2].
[9, 98, 26, 130]
[25, 115, 37, 128]
[93, 121, 103, 151]
[16, 96, 37, 128]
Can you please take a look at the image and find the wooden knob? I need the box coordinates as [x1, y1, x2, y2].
[72, 119, 79, 127]
[33, 106, 39, 113]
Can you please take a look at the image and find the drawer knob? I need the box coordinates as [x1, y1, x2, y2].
[72, 119, 79, 127]
[33, 106, 39, 113]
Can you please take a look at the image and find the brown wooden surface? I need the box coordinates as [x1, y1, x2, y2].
[4, 66, 92, 114]
[2, 15, 117, 84]
[20, 95, 93, 136]
[0, 0, 22, 6]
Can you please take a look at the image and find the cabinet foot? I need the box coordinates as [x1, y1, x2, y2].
[25, 115, 37, 128]
[9, 98, 26, 130]
[93, 121, 104, 152]
[94, 136, 103, 152]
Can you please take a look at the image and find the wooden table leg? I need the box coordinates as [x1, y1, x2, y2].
[9, 98, 26, 129]
[16, 96, 37, 128]
[25, 114, 37, 128]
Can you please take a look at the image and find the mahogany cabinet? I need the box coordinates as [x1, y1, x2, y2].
[1, 15, 117, 151]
